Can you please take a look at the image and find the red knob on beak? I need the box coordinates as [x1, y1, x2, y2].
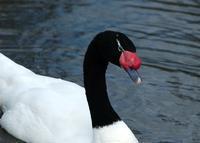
[119, 51, 142, 84]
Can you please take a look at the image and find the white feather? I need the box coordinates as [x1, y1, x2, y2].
[0, 53, 93, 143]
[93, 121, 139, 143]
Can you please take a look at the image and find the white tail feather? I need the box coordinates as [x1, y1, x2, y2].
[0, 53, 34, 106]
[0, 53, 33, 78]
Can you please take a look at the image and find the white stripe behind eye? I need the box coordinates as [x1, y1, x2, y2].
[116, 39, 125, 52]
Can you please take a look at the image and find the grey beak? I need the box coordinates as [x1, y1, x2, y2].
[126, 68, 142, 85]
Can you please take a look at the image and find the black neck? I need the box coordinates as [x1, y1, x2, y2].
[83, 42, 120, 128]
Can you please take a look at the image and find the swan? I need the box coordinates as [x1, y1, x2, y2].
[0, 31, 142, 143]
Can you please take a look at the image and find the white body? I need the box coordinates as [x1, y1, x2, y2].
[0, 53, 92, 143]
[0, 53, 139, 143]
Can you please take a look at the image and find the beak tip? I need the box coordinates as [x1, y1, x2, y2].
[126, 68, 142, 85]
[136, 77, 142, 85]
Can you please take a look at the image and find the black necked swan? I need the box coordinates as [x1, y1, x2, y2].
[0, 31, 142, 143]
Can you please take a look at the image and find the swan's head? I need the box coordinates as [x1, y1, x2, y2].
[89, 30, 142, 84]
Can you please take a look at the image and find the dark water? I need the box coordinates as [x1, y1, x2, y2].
[0, 0, 200, 143]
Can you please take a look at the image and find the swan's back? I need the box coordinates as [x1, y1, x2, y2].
[0, 53, 33, 77]
[0, 53, 92, 143]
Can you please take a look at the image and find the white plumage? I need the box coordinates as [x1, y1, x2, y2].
[93, 121, 139, 143]
[0, 53, 93, 143]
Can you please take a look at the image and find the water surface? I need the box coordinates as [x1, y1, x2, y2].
[0, 0, 200, 143]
